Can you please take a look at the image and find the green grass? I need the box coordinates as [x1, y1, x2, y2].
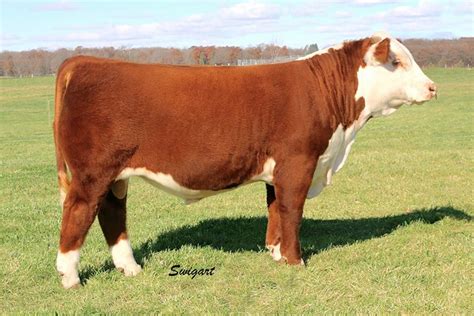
[0, 68, 472, 313]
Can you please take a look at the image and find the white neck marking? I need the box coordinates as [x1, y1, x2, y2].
[307, 107, 369, 199]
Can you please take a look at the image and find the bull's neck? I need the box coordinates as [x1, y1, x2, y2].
[306, 38, 371, 131]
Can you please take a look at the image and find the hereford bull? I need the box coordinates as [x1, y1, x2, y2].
[54, 32, 436, 288]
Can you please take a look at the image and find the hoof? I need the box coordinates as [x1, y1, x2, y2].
[118, 263, 142, 277]
[60, 273, 80, 289]
[56, 250, 80, 289]
[111, 239, 141, 277]
[266, 244, 305, 266]
[277, 257, 305, 266]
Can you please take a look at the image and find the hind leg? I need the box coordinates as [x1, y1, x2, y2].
[98, 179, 141, 276]
[56, 182, 103, 288]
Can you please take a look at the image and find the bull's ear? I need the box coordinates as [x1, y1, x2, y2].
[373, 38, 390, 64]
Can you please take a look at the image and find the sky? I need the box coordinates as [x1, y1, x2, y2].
[0, 0, 472, 51]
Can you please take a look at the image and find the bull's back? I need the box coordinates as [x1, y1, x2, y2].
[60, 56, 291, 141]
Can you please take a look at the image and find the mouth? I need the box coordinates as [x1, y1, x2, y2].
[407, 98, 432, 106]
[406, 91, 437, 106]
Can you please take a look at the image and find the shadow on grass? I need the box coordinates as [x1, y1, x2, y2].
[80, 206, 470, 283]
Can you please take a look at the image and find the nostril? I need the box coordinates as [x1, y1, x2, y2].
[427, 82, 438, 99]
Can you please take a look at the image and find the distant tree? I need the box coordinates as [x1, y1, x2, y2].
[403, 38, 474, 67]
[103, 47, 115, 58]
[262, 44, 281, 60]
[229, 47, 242, 65]
[27, 49, 50, 75]
[182, 48, 195, 65]
[74, 46, 84, 55]
[304, 43, 319, 55]
[1, 54, 16, 76]
[213, 46, 230, 65]
[137, 49, 152, 63]
[245, 46, 262, 60]
[169, 48, 184, 64]
[191, 46, 201, 64]
[50, 48, 72, 73]
[191, 46, 215, 64]
[199, 51, 207, 64]
[203, 46, 215, 64]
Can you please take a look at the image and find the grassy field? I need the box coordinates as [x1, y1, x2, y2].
[0, 68, 472, 313]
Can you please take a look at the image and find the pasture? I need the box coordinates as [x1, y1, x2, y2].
[0, 68, 472, 313]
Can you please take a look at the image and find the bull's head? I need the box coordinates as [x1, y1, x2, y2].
[356, 32, 437, 117]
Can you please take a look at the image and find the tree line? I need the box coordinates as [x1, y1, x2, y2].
[0, 44, 309, 77]
[0, 38, 472, 77]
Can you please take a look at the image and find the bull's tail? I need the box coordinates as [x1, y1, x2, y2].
[54, 64, 72, 207]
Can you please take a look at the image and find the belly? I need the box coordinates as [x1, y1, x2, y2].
[116, 167, 225, 204]
[116, 158, 276, 204]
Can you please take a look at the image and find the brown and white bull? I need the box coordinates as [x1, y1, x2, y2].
[54, 32, 436, 288]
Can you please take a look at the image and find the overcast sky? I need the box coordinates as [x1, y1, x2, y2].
[1, 0, 472, 51]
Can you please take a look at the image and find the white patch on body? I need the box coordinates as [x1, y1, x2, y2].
[56, 250, 80, 289]
[297, 43, 344, 60]
[59, 188, 67, 207]
[58, 170, 69, 207]
[116, 157, 276, 204]
[308, 125, 347, 198]
[110, 239, 142, 276]
[116, 167, 220, 204]
[251, 158, 276, 183]
[307, 115, 369, 199]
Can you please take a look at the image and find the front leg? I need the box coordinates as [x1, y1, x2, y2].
[265, 184, 282, 261]
[271, 156, 315, 265]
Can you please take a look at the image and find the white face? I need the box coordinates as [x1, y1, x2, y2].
[356, 33, 437, 117]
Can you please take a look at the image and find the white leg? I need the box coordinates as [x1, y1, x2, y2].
[56, 250, 80, 289]
[267, 243, 282, 261]
[267, 243, 305, 265]
[110, 239, 142, 276]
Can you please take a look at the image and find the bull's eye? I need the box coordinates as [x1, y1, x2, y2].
[392, 59, 401, 67]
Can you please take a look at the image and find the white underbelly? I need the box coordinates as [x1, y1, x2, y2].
[116, 167, 217, 204]
[116, 158, 276, 204]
